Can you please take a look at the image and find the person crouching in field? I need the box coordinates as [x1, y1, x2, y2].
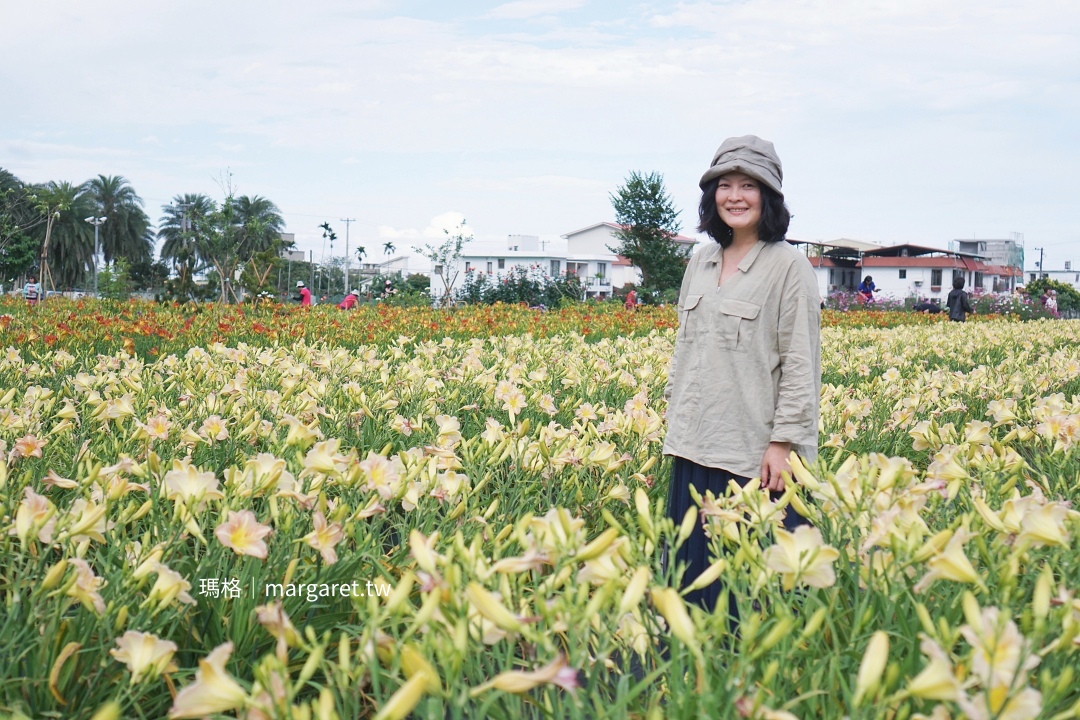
[663, 135, 821, 616]
[338, 289, 360, 310]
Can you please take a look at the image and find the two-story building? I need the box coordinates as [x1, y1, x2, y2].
[793, 239, 1024, 301]
[1026, 264, 1080, 291]
[429, 223, 698, 303]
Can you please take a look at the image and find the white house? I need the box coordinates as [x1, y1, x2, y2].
[792, 238, 881, 299]
[429, 224, 699, 303]
[858, 244, 1021, 300]
[560, 222, 699, 295]
[795, 240, 1023, 301]
[1026, 266, 1080, 291]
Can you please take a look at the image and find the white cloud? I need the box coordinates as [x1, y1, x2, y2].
[485, 0, 586, 20]
[377, 212, 473, 242]
[424, 212, 473, 238]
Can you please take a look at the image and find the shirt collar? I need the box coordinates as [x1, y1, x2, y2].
[738, 240, 767, 272]
[701, 239, 767, 271]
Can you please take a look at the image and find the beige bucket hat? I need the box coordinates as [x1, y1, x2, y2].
[699, 135, 783, 197]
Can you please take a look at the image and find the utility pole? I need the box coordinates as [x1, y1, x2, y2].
[1034, 246, 1044, 278]
[341, 218, 354, 292]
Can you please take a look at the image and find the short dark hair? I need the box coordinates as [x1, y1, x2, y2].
[697, 177, 790, 247]
[952, 275, 965, 290]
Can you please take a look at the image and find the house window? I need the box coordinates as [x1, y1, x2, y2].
[434, 264, 443, 276]
[974, 272, 983, 289]
[498, 258, 505, 270]
[1029, 273, 1036, 282]
[952, 269, 964, 283]
[465, 262, 471, 273]
[596, 262, 607, 279]
[487, 261, 493, 274]
[899, 269, 907, 279]
[550, 260, 561, 276]
[931, 269, 942, 288]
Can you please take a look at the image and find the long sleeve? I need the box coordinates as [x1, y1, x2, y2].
[664, 254, 698, 401]
[771, 260, 821, 447]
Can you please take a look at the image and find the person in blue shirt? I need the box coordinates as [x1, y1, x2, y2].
[858, 275, 877, 303]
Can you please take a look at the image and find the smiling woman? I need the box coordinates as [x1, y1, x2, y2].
[662, 135, 822, 615]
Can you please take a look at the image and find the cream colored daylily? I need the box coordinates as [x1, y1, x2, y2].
[302, 511, 344, 565]
[110, 630, 178, 683]
[763, 526, 841, 591]
[215, 510, 273, 559]
[914, 529, 986, 593]
[905, 636, 961, 701]
[169, 642, 248, 719]
[470, 654, 580, 697]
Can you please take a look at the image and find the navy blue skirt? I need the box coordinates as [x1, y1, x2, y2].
[664, 456, 809, 613]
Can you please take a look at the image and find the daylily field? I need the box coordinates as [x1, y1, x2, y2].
[2, 299, 1079, 720]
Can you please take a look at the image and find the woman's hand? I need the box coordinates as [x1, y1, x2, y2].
[761, 441, 792, 492]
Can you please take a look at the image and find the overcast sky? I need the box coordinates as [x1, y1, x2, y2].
[2, 0, 1078, 273]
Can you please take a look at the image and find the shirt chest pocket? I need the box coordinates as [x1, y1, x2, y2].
[717, 298, 761, 351]
[677, 294, 704, 344]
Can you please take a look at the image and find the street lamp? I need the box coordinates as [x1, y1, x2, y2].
[84, 216, 107, 297]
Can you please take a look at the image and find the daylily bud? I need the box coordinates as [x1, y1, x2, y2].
[575, 527, 619, 563]
[853, 631, 889, 706]
[1033, 565, 1053, 626]
[400, 644, 440, 693]
[683, 559, 727, 594]
[650, 587, 701, 660]
[373, 674, 428, 720]
[675, 507, 697, 548]
[465, 583, 522, 633]
[619, 566, 650, 615]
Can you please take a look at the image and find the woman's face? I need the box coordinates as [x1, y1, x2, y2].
[714, 172, 762, 233]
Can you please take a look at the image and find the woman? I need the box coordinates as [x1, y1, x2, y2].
[857, 275, 876, 304]
[663, 135, 821, 612]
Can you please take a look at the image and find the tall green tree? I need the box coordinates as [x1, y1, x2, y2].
[158, 193, 214, 286]
[235, 195, 285, 255]
[607, 171, 689, 293]
[83, 175, 154, 266]
[33, 181, 96, 289]
[0, 169, 46, 279]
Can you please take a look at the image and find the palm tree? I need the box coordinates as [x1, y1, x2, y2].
[235, 195, 285, 256]
[383, 241, 396, 257]
[83, 175, 153, 266]
[32, 181, 95, 289]
[158, 193, 214, 280]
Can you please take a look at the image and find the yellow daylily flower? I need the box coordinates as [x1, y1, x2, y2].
[214, 510, 273, 559]
[763, 526, 841, 591]
[110, 631, 178, 684]
[168, 642, 248, 719]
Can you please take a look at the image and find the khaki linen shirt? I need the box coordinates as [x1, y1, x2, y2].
[663, 239, 821, 478]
